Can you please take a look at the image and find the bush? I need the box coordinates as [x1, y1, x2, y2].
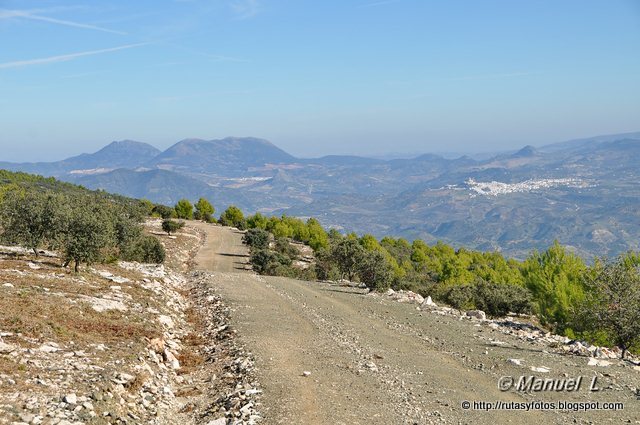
[435, 280, 533, 317]
[313, 248, 341, 281]
[152, 205, 175, 219]
[572, 255, 640, 358]
[243, 228, 270, 250]
[162, 219, 184, 235]
[250, 249, 292, 275]
[124, 235, 166, 263]
[473, 281, 533, 317]
[436, 284, 476, 311]
[274, 237, 299, 259]
[358, 250, 393, 291]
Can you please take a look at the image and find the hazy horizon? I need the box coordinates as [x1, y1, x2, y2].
[1, 0, 639, 161]
[5, 129, 640, 163]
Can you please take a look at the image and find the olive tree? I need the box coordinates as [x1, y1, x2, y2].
[162, 219, 184, 236]
[60, 202, 114, 272]
[357, 250, 393, 291]
[331, 238, 366, 282]
[0, 190, 61, 256]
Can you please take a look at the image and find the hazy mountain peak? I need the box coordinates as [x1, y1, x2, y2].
[150, 136, 297, 175]
[511, 145, 538, 158]
[97, 140, 160, 156]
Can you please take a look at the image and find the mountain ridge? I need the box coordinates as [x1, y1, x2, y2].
[1, 132, 639, 259]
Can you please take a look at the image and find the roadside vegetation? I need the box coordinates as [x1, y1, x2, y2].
[0, 170, 165, 271]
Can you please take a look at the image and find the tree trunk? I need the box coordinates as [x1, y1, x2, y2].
[33, 247, 39, 257]
[74, 260, 79, 273]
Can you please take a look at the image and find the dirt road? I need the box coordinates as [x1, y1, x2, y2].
[191, 223, 639, 424]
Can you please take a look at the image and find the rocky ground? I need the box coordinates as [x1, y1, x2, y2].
[0, 220, 259, 425]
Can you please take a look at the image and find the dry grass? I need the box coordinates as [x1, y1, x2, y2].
[0, 291, 158, 343]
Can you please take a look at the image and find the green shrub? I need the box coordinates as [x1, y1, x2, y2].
[124, 235, 166, 263]
[274, 237, 299, 259]
[434, 280, 532, 317]
[250, 249, 292, 275]
[162, 219, 184, 235]
[358, 250, 393, 291]
[473, 281, 533, 316]
[152, 205, 176, 219]
[243, 228, 270, 250]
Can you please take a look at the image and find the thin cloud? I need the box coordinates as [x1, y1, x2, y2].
[230, 0, 260, 19]
[0, 9, 126, 35]
[0, 43, 148, 70]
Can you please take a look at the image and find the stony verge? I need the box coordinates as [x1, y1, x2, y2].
[373, 288, 640, 368]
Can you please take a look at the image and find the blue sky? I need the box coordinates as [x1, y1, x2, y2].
[1, 0, 639, 161]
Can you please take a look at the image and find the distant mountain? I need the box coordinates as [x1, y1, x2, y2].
[75, 140, 161, 169]
[510, 145, 538, 158]
[2, 132, 639, 259]
[148, 137, 297, 176]
[539, 131, 640, 154]
[0, 140, 160, 177]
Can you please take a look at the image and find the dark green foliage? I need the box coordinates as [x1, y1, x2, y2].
[123, 234, 166, 264]
[250, 249, 292, 275]
[331, 238, 366, 281]
[219, 205, 245, 228]
[60, 202, 114, 272]
[358, 250, 393, 291]
[313, 248, 341, 281]
[174, 199, 193, 220]
[435, 280, 533, 317]
[0, 189, 63, 256]
[274, 237, 299, 259]
[152, 204, 176, 219]
[572, 255, 640, 358]
[0, 170, 167, 271]
[113, 213, 143, 257]
[194, 197, 215, 222]
[243, 228, 270, 250]
[139, 199, 155, 216]
[162, 219, 184, 235]
[472, 281, 533, 317]
[436, 284, 476, 311]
